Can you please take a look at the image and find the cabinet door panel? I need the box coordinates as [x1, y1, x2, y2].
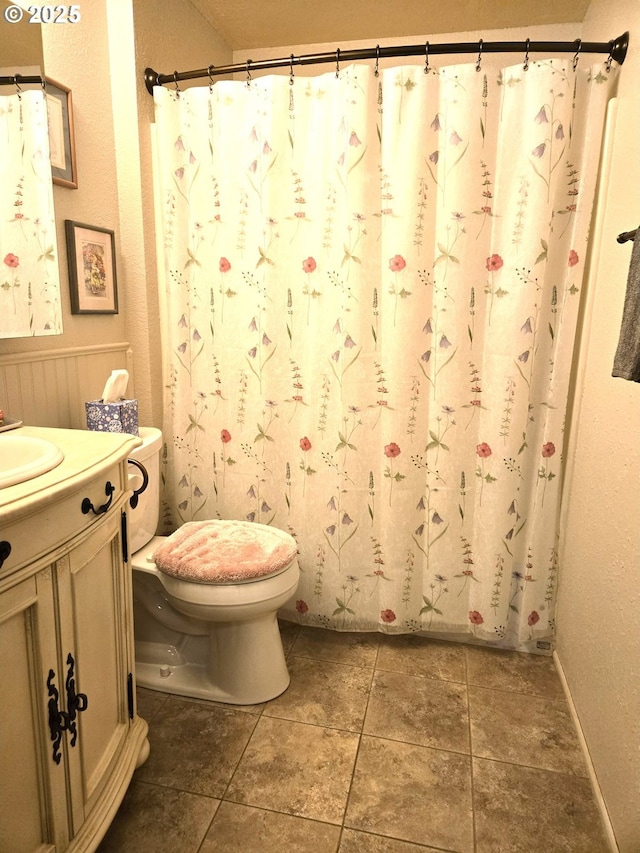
[62, 512, 130, 827]
[0, 573, 66, 853]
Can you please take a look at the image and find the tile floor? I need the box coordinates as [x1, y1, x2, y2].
[98, 623, 610, 853]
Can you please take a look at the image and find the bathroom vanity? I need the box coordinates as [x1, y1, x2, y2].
[0, 426, 148, 852]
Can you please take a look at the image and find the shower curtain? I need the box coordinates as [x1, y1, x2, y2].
[153, 56, 615, 651]
[0, 89, 62, 337]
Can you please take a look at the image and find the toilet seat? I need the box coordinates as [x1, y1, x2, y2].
[152, 519, 298, 585]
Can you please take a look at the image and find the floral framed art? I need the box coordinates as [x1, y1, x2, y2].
[65, 221, 118, 314]
[45, 77, 77, 188]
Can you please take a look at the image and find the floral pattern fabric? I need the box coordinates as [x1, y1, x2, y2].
[0, 90, 62, 337]
[153, 59, 614, 650]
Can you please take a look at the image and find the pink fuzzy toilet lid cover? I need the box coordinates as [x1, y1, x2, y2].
[152, 520, 298, 584]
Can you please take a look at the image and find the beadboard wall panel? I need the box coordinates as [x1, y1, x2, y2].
[0, 343, 134, 429]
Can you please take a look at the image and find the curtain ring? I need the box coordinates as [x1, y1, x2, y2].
[173, 71, 180, 95]
[374, 45, 380, 77]
[246, 59, 252, 86]
[476, 39, 483, 72]
[523, 38, 530, 71]
[208, 65, 215, 93]
[13, 75, 22, 99]
[572, 40, 581, 71]
[424, 42, 430, 74]
[605, 48, 614, 73]
[289, 53, 295, 86]
[335, 48, 341, 78]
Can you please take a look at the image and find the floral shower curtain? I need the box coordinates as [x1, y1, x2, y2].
[153, 56, 615, 651]
[0, 89, 62, 337]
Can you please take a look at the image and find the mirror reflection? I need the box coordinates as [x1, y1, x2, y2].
[0, 3, 63, 338]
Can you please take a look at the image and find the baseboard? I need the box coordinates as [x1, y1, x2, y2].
[553, 651, 619, 853]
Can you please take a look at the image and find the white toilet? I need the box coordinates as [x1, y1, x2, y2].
[128, 427, 300, 705]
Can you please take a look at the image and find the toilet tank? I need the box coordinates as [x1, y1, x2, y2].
[128, 427, 162, 554]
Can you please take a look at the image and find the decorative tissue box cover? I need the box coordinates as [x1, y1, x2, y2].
[85, 399, 139, 435]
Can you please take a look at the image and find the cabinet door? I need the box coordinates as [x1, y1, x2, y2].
[57, 509, 132, 835]
[0, 570, 69, 853]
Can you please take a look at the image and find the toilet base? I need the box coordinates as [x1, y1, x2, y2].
[134, 614, 291, 705]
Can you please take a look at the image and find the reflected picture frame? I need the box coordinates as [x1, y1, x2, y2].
[65, 221, 118, 314]
[45, 77, 77, 188]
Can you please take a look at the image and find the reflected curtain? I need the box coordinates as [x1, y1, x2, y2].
[153, 58, 614, 650]
[0, 89, 62, 337]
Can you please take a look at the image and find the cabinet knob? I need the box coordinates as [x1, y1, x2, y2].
[0, 540, 11, 569]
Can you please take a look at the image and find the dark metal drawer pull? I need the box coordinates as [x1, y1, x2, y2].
[47, 669, 70, 765]
[81, 481, 115, 515]
[65, 652, 88, 748]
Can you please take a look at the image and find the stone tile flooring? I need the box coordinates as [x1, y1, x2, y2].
[98, 623, 610, 853]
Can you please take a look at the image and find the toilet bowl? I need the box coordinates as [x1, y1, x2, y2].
[128, 428, 300, 705]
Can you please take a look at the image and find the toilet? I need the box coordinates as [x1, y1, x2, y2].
[127, 428, 300, 705]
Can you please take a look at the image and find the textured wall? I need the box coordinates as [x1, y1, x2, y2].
[0, 1, 43, 68]
[557, 1, 640, 850]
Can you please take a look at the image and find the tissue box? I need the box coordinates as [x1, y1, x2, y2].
[85, 399, 139, 436]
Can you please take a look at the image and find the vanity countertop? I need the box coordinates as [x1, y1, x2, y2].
[0, 426, 141, 524]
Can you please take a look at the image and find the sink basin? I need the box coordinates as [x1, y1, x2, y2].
[0, 434, 64, 488]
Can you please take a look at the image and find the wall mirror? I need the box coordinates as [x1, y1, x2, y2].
[0, 1, 63, 338]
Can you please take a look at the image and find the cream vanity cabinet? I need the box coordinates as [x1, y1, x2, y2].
[0, 427, 149, 853]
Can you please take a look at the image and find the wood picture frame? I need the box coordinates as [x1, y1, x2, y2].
[65, 221, 118, 314]
[45, 77, 77, 188]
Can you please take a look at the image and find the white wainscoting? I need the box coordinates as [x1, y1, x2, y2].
[0, 343, 134, 429]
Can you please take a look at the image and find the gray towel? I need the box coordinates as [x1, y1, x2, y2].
[612, 230, 640, 382]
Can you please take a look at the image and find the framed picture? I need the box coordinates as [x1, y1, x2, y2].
[65, 221, 118, 314]
[45, 77, 77, 188]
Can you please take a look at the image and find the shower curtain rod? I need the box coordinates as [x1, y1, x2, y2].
[617, 228, 637, 244]
[144, 31, 629, 95]
[0, 74, 45, 88]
